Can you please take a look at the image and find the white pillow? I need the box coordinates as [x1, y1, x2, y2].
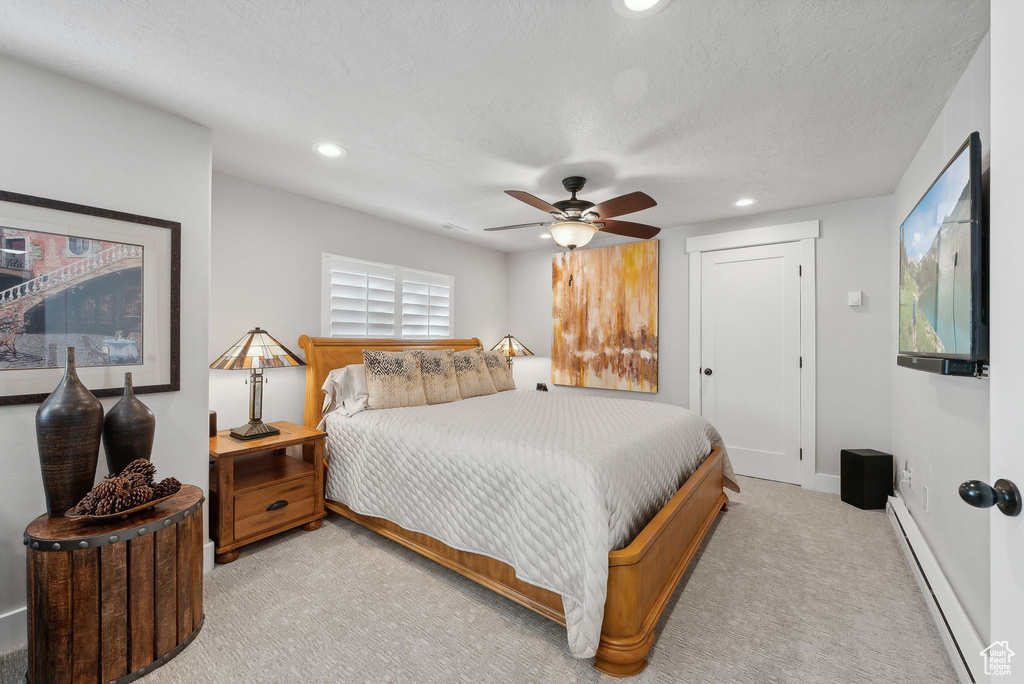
[320, 364, 369, 418]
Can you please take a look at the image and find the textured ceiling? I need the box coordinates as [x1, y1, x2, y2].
[0, 0, 989, 251]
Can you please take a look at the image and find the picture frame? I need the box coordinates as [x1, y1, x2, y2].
[0, 190, 180, 405]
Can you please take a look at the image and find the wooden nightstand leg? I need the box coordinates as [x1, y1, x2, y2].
[306, 438, 326, 518]
[301, 520, 322, 532]
[215, 550, 239, 564]
[216, 457, 234, 560]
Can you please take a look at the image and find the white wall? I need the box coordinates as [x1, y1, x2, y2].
[0, 58, 212, 650]
[508, 194, 894, 481]
[208, 174, 509, 430]
[890, 35, 991, 643]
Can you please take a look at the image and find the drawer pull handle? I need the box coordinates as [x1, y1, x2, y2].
[266, 500, 289, 512]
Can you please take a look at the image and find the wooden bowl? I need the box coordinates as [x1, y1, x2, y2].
[65, 490, 179, 521]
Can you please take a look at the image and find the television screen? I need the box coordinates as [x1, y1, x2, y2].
[899, 133, 983, 360]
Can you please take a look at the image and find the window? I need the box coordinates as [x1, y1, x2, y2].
[322, 254, 453, 339]
[67, 237, 96, 256]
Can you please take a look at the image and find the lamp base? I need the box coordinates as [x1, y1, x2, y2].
[229, 419, 280, 441]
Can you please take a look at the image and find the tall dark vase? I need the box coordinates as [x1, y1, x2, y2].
[35, 347, 104, 516]
[103, 372, 156, 475]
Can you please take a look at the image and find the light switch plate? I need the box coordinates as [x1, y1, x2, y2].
[848, 290, 863, 306]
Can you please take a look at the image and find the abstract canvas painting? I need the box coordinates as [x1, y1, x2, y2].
[552, 240, 658, 392]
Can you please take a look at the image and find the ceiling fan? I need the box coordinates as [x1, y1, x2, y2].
[485, 176, 661, 250]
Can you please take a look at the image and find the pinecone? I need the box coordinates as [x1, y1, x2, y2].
[94, 496, 126, 516]
[151, 477, 181, 499]
[120, 459, 156, 485]
[71, 492, 99, 515]
[122, 485, 154, 510]
[92, 476, 132, 500]
[123, 472, 149, 489]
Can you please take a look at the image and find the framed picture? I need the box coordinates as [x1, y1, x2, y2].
[0, 190, 180, 405]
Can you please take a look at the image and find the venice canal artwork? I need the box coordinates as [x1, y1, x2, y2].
[0, 226, 143, 370]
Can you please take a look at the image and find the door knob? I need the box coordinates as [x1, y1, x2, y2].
[704, 368, 713, 376]
[958, 479, 1022, 517]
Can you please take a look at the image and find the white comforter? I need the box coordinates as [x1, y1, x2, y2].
[324, 389, 737, 658]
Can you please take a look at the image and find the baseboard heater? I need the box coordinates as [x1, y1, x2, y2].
[887, 496, 983, 684]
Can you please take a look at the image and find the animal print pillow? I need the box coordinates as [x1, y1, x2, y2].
[453, 349, 497, 398]
[482, 350, 516, 392]
[362, 349, 427, 409]
[414, 349, 462, 405]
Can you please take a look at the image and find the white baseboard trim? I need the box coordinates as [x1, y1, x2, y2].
[0, 606, 26, 653]
[888, 495, 986, 684]
[204, 540, 215, 573]
[812, 473, 841, 494]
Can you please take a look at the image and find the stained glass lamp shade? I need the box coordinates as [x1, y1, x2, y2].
[491, 334, 534, 369]
[210, 327, 306, 440]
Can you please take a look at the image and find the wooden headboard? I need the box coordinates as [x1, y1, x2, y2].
[297, 336, 484, 428]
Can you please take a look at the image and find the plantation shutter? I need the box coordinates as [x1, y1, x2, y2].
[322, 255, 453, 339]
[323, 256, 396, 337]
[399, 269, 453, 339]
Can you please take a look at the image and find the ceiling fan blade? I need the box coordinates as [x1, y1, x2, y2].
[483, 222, 550, 232]
[590, 191, 657, 219]
[598, 220, 661, 240]
[505, 190, 563, 215]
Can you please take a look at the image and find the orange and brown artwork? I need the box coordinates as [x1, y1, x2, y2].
[552, 240, 658, 392]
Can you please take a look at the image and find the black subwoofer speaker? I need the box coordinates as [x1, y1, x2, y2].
[840, 449, 893, 510]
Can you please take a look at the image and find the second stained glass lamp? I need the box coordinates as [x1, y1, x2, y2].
[490, 334, 534, 370]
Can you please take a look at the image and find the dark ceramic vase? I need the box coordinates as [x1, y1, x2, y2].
[103, 372, 156, 475]
[35, 347, 104, 515]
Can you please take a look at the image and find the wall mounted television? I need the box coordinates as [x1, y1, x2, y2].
[898, 131, 987, 375]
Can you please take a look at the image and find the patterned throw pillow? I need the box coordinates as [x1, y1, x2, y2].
[482, 350, 516, 392]
[453, 349, 497, 398]
[414, 349, 462, 405]
[362, 349, 427, 409]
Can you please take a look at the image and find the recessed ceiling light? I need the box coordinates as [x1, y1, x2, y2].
[624, 0, 660, 10]
[733, 198, 758, 207]
[540, 233, 552, 239]
[313, 142, 347, 158]
[613, 0, 670, 17]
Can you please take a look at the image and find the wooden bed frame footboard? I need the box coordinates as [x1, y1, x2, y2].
[298, 336, 728, 676]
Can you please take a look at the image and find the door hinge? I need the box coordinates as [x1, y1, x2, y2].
[799, 264, 802, 276]
[799, 356, 803, 368]
[800, 448, 803, 461]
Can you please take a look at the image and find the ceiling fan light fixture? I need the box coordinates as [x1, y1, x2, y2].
[549, 220, 598, 250]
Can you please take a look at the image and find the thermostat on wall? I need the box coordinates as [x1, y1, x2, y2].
[848, 291, 863, 307]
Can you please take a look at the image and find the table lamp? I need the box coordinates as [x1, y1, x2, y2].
[210, 327, 306, 440]
[491, 334, 534, 370]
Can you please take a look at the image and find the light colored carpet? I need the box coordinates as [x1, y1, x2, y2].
[1, 476, 955, 683]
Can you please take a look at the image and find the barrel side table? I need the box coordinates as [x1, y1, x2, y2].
[24, 485, 205, 684]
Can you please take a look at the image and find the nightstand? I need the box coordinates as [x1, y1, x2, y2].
[209, 420, 326, 564]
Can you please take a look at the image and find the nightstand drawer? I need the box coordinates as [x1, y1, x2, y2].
[234, 475, 315, 539]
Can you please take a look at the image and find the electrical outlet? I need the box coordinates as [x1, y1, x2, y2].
[903, 466, 913, 491]
[923, 485, 929, 512]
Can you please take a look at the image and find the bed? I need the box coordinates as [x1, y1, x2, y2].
[299, 336, 737, 676]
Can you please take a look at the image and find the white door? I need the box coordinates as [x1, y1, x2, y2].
[985, 4, 1024, 676]
[700, 242, 802, 484]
